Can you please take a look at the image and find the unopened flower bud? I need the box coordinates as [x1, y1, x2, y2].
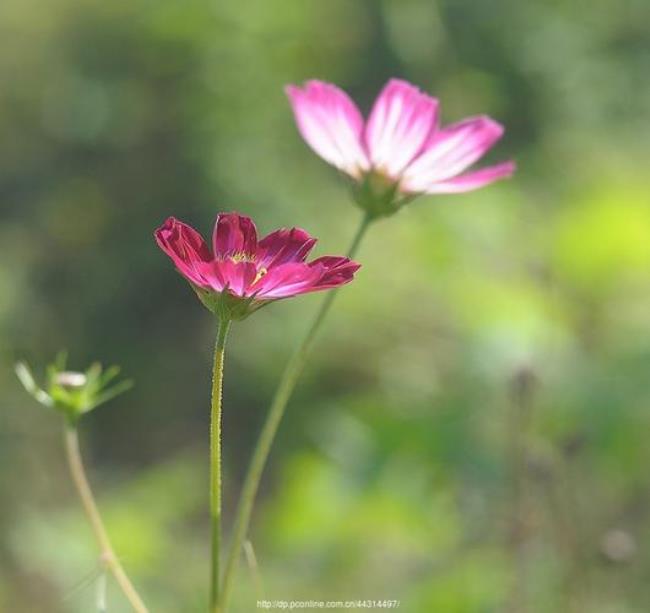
[15, 355, 132, 424]
[55, 371, 88, 388]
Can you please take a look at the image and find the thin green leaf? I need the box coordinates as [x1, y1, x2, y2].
[87, 379, 134, 411]
[15, 362, 53, 407]
[100, 365, 121, 387]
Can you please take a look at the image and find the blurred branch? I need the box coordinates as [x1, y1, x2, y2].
[243, 540, 265, 601]
[96, 571, 107, 613]
[63, 424, 149, 613]
[506, 365, 537, 613]
[552, 438, 592, 613]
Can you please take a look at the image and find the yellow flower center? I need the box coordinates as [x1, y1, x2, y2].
[221, 253, 267, 285]
[228, 251, 256, 263]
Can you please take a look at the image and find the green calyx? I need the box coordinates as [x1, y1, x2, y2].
[192, 285, 268, 321]
[351, 171, 414, 220]
[15, 353, 133, 425]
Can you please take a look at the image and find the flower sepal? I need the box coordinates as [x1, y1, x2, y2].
[191, 284, 266, 321]
[15, 353, 133, 425]
[351, 171, 408, 219]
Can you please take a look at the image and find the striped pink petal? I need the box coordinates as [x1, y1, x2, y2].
[401, 116, 505, 192]
[365, 79, 438, 178]
[286, 81, 369, 179]
[418, 161, 516, 194]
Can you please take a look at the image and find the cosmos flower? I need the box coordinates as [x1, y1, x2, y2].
[155, 212, 360, 319]
[286, 79, 515, 215]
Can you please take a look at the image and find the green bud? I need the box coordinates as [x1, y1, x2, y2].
[15, 353, 133, 424]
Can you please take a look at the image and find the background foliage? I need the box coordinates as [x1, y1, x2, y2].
[1, 1, 649, 611]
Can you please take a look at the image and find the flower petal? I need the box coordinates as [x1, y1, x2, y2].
[365, 79, 439, 178]
[417, 161, 516, 194]
[154, 217, 212, 287]
[213, 212, 258, 258]
[253, 256, 360, 299]
[402, 116, 505, 192]
[198, 259, 258, 297]
[252, 262, 319, 299]
[193, 260, 228, 293]
[251, 262, 323, 299]
[308, 256, 361, 289]
[256, 227, 317, 269]
[286, 80, 369, 178]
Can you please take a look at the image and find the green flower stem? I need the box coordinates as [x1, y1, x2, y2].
[211, 317, 231, 612]
[63, 424, 149, 613]
[219, 212, 373, 611]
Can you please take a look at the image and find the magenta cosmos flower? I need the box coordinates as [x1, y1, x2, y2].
[286, 79, 515, 216]
[155, 212, 360, 320]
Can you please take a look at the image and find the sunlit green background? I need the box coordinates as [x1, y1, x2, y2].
[2, 1, 649, 611]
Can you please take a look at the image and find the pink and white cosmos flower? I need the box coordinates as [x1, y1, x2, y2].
[286, 79, 515, 197]
[155, 212, 360, 318]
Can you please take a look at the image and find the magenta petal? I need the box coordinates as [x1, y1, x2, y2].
[365, 79, 439, 178]
[309, 256, 361, 289]
[253, 257, 360, 299]
[402, 116, 505, 192]
[256, 227, 317, 268]
[419, 161, 516, 194]
[213, 259, 259, 297]
[286, 80, 370, 178]
[154, 217, 212, 287]
[194, 260, 227, 292]
[251, 262, 323, 299]
[213, 212, 258, 258]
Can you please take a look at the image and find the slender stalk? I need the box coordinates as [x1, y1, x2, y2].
[96, 571, 107, 613]
[220, 212, 372, 611]
[211, 317, 231, 612]
[243, 540, 264, 600]
[211, 318, 232, 610]
[63, 425, 149, 613]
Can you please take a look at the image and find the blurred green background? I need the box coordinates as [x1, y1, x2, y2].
[2, 0, 649, 611]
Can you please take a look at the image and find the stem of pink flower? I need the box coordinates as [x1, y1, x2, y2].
[63, 424, 149, 613]
[211, 316, 231, 612]
[219, 211, 372, 611]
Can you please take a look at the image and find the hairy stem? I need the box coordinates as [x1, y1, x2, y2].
[63, 425, 149, 613]
[220, 212, 372, 611]
[211, 317, 231, 612]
